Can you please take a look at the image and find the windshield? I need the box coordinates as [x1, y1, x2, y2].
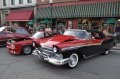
[0, 27, 6, 32]
[64, 30, 87, 39]
[31, 32, 44, 39]
[16, 28, 29, 35]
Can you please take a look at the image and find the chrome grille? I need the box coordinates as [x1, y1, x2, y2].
[42, 46, 53, 51]
[39, 47, 55, 57]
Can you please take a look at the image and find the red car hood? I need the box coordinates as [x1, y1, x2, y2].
[40, 35, 75, 47]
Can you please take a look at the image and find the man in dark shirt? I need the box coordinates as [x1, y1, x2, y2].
[115, 24, 120, 35]
[115, 24, 120, 43]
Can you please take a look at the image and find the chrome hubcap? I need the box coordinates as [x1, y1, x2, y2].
[24, 46, 31, 54]
[105, 51, 109, 54]
[69, 54, 78, 67]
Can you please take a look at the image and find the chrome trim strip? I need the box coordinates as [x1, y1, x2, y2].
[61, 43, 101, 51]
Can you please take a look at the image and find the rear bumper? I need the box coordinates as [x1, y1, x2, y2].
[32, 49, 69, 66]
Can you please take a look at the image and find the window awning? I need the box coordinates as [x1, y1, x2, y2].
[36, 1, 119, 19]
[6, 10, 34, 21]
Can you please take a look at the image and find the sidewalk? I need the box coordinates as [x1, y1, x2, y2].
[112, 43, 120, 50]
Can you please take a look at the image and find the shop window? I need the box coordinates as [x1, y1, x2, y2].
[27, 0, 32, 3]
[3, 0, 7, 6]
[19, 0, 23, 4]
[11, 0, 15, 5]
[91, 22, 99, 30]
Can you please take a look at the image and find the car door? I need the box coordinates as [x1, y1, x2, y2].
[80, 31, 104, 57]
[0, 27, 13, 45]
[80, 38, 102, 57]
[0, 32, 10, 45]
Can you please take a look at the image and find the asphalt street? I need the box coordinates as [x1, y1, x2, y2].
[0, 45, 120, 79]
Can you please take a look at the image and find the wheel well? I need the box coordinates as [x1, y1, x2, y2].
[62, 50, 84, 59]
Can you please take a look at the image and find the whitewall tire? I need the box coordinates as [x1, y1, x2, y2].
[66, 53, 79, 68]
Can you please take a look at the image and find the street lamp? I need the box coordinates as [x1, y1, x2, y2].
[49, 0, 53, 29]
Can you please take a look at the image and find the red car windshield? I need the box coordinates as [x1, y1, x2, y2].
[64, 30, 88, 39]
[31, 32, 44, 39]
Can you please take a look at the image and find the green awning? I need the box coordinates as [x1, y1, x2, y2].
[36, 7, 51, 19]
[36, 1, 120, 19]
[74, 1, 119, 18]
[28, 20, 35, 25]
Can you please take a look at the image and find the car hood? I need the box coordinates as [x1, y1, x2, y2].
[40, 35, 75, 47]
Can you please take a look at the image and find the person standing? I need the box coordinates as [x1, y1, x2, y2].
[115, 24, 120, 36]
[115, 23, 120, 43]
[103, 26, 112, 36]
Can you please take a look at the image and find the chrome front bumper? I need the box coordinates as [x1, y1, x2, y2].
[32, 49, 69, 66]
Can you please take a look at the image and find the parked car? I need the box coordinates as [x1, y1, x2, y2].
[0, 26, 31, 46]
[7, 31, 58, 55]
[32, 29, 115, 68]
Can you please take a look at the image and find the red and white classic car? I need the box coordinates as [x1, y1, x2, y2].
[32, 29, 115, 68]
[7, 31, 58, 55]
[0, 26, 31, 46]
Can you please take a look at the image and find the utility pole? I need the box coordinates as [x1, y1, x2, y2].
[49, 0, 53, 29]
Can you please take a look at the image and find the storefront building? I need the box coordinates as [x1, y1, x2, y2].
[0, 0, 36, 27]
[36, 0, 120, 31]
[6, 7, 34, 27]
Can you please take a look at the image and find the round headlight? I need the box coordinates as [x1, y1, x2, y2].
[53, 47, 58, 53]
[11, 44, 15, 49]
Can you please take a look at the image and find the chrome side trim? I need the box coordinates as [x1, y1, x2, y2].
[61, 43, 101, 51]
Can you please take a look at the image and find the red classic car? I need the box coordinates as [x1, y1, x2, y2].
[32, 29, 115, 68]
[0, 26, 31, 46]
[7, 31, 58, 55]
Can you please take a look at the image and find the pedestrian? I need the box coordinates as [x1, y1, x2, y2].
[103, 26, 112, 37]
[115, 23, 120, 43]
[115, 24, 120, 36]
